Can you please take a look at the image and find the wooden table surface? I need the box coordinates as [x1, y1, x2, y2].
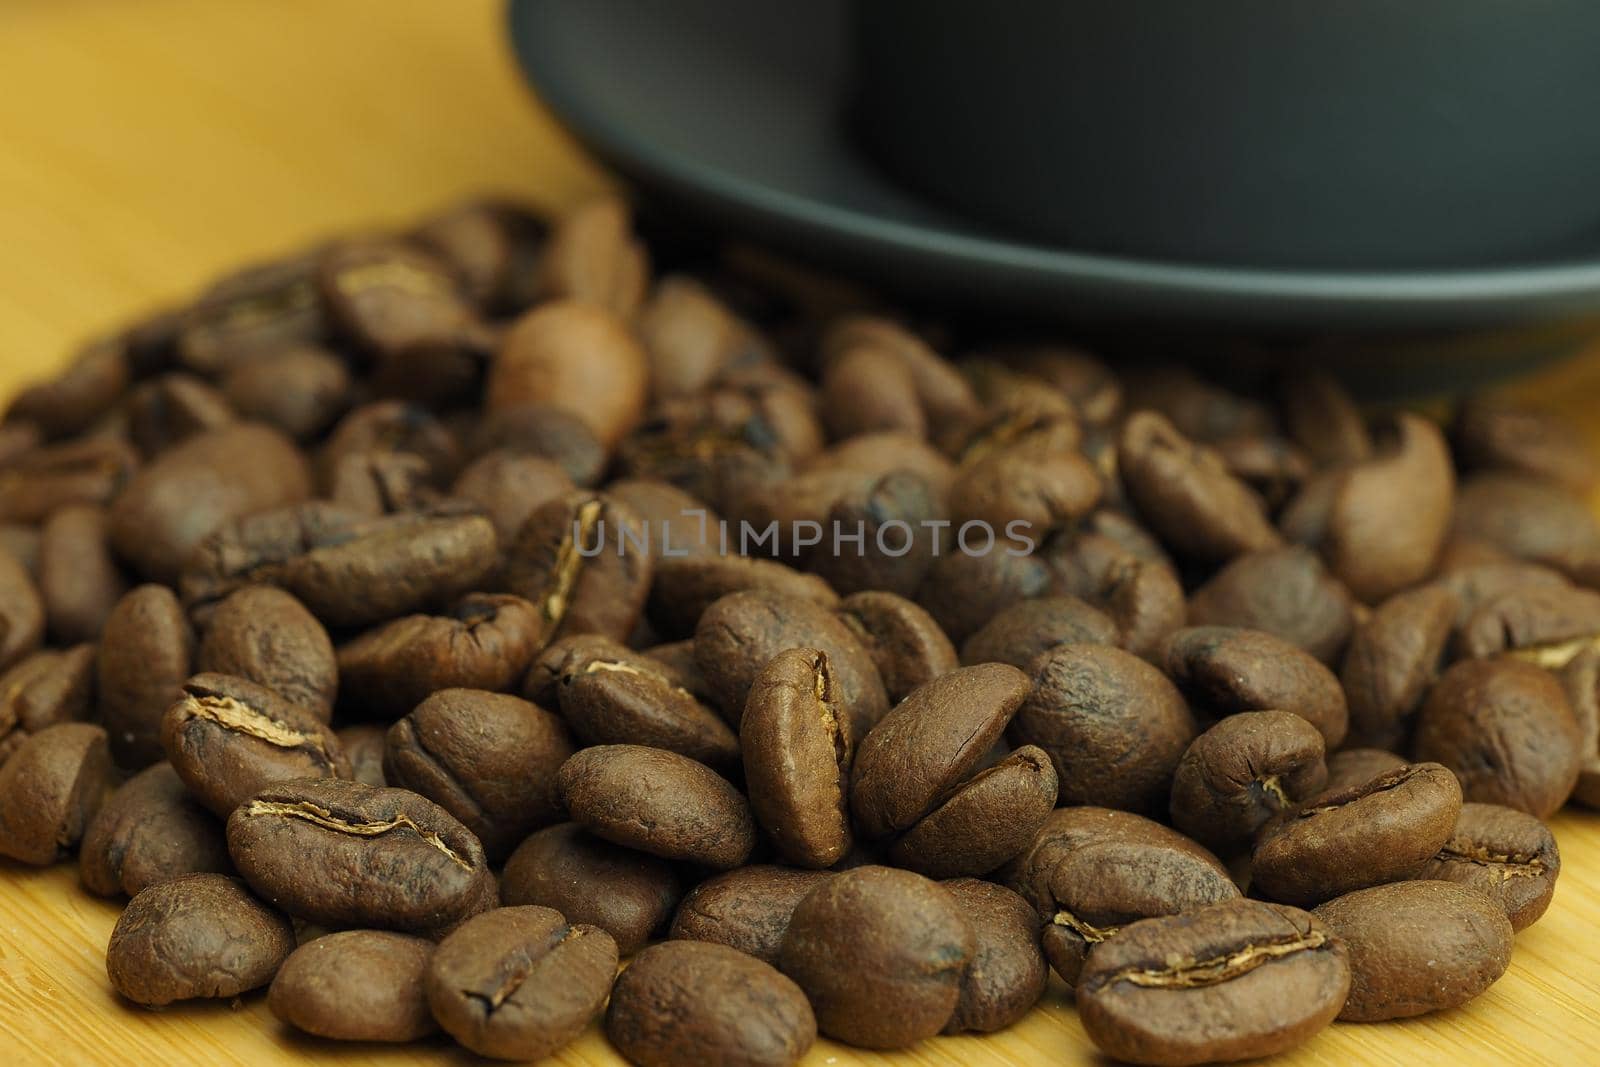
[0, 2, 1597, 1064]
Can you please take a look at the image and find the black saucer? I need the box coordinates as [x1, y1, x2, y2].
[507, 0, 1600, 341]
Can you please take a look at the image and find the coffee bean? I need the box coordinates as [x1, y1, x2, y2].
[1186, 547, 1355, 665]
[533, 196, 648, 317]
[810, 470, 945, 598]
[822, 341, 927, 439]
[1012, 644, 1196, 813]
[97, 584, 193, 767]
[324, 450, 439, 516]
[1161, 626, 1349, 747]
[606, 476, 724, 559]
[1279, 369, 1371, 465]
[779, 865, 974, 1049]
[1123, 366, 1275, 442]
[426, 905, 618, 1061]
[450, 449, 573, 544]
[1169, 711, 1328, 854]
[219, 345, 352, 442]
[0, 645, 95, 754]
[1048, 525, 1188, 658]
[176, 256, 326, 376]
[0, 722, 115, 864]
[470, 403, 607, 487]
[124, 373, 236, 456]
[558, 744, 756, 870]
[80, 762, 229, 898]
[1561, 646, 1600, 807]
[38, 504, 126, 644]
[914, 539, 1054, 645]
[637, 276, 764, 400]
[318, 239, 476, 359]
[1456, 584, 1600, 662]
[669, 865, 832, 965]
[648, 554, 837, 638]
[383, 688, 573, 861]
[960, 595, 1117, 669]
[834, 590, 957, 703]
[269, 930, 438, 1042]
[0, 545, 44, 671]
[227, 778, 491, 932]
[336, 723, 388, 787]
[1340, 584, 1457, 749]
[1213, 433, 1312, 509]
[106, 874, 295, 1007]
[1413, 658, 1580, 817]
[0, 435, 140, 523]
[950, 443, 1102, 549]
[161, 673, 348, 817]
[1450, 472, 1600, 571]
[501, 822, 680, 955]
[6, 338, 129, 440]
[317, 400, 463, 491]
[1077, 898, 1349, 1066]
[1453, 395, 1596, 491]
[886, 745, 1057, 879]
[940, 878, 1046, 1034]
[1252, 762, 1463, 906]
[607, 940, 816, 1067]
[197, 585, 336, 721]
[0, 523, 39, 577]
[1321, 747, 1409, 795]
[1420, 802, 1561, 931]
[1312, 880, 1513, 1021]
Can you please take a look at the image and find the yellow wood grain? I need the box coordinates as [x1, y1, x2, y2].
[0, 2, 1597, 1064]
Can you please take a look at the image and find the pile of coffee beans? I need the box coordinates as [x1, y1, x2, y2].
[1, 193, 1594, 1065]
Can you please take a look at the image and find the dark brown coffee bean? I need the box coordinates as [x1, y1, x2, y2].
[80, 762, 229, 898]
[1187, 547, 1355, 666]
[1252, 762, 1463, 906]
[1077, 899, 1349, 1066]
[501, 822, 680, 955]
[1048, 522, 1187, 657]
[317, 400, 463, 491]
[960, 595, 1117, 669]
[1340, 584, 1456, 749]
[669, 865, 832, 965]
[383, 688, 573, 861]
[1321, 747, 1409, 795]
[695, 589, 889, 732]
[98, 584, 194, 767]
[1313, 880, 1512, 1021]
[1169, 711, 1328, 855]
[503, 490, 653, 651]
[1420, 802, 1560, 931]
[176, 255, 326, 376]
[916, 547, 1054, 645]
[641, 638, 716, 701]
[488, 300, 648, 450]
[450, 449, 573, 544]
[227, 778, 491, 931]
[108, 423, 311, 584]
[1413, 658, 1580, 818]
[606, 477, 723, 559]
[0, 522, 39, 577]
[0, 722, 115, 864]
[38, 504, 126, 644]
[1212, 433, 1312, 510]
[197, 585, 336, 721]
[939, 878, 1046, 1034]
[1278, 369, 1371, 465]
[649, 555, 837, 639]
[1041, 837, 1242, 988]
[413, 198, 543, 310]
[1561, 646, 1600, 807]
[469, 403, 607, 487]
[0, 546, 44, 671]
[1451, 471, 1600, 571]
[0, 435, 139, 523]
[336, 723, 388, 787]
[1122, 365, 1274, 442]
[1161, 626, 1349, 748]
[0, 645, 95, 750]
[742, 648, 854, 868]
[532, 195, 648, 316]
[1117, 410, 1281, 563]
[124, 373, 236, 456]
[323, 450, 439, 516]
[6, 339, 129, 440]
[268, 930, 438, 1042]
[427, 905, 618, 1061]
[1456, 584, 1600, 662]
[557, 744, 756, 870]
[1453, 395, 1596, 491]
[318, 238, 475, 357]
[886, 745, 1058, 878]
[808, 469, 945, 598]
[950, 444, 1102, 549]
[106, 873, 295, 1007]
[831, 590, 956, 703]
[1012, 644, 1196, 813]
[219, 345, 352, 442]
[162, 673, 349, 817]
[337, 593, 542, 718]
[826, 317, 978, 429]
[607, 940, 816, 1067]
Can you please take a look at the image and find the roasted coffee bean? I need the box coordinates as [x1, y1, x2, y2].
[1453, 395, 1596, 491]
[549, 637, 738, 772]
[107, 423, 310, 584]
[822, 340, 926, 439]
[558, 744, 756, 869]
[832, 590, 957, 703]
[742, 648, 854, 868]
[0, 644, 95, 748]
[1321, 747, 1409, 795]
[669, 865, 832, 965]
[98, 584, 194, 767]
[1160, 626, 1349, 748]
[80, 762, 229, 898]
[779, 865, 974, 1049]
[1562, 646, 1600, 807]
[1117, 410, 1281, 564]
[1122, 366, 1274, 442]
[219, 345, 351, 442]
[318, 238, 475, 356]
[1413, 658, 1580, 818]
[427, 905, 618, 1061]
[1456, 584, 1600, 662]
[972, 343, 1121, 424]
[227, 778, 491, 932]
[1187, 547, 1355, 665]
[470, 403, 608, 487]
[533, 195, 648, 316]
[6, 339, 129, 440]
[1313, 880, 1512, 1021]
[501, 822, 680, 955]
[950, 444, 1102, 549]
[648, 555, 836, 639]
[324, 450, 439, 515]
[1169, 711, 1328, 855]
[336, 723, 388, 787]
[197, 585, 336, 721]
[1212, 433, 1312, 509]
[606, 477, 723, 560]
[695, 589, 889, 732]
[0, 435, 139, 523]
[337, 593, 541, 718]
[638, 276, 753, 398]
[940, 878, 1046, 1034]
[809, 469, 945, 598]
[124, 373, 236, 456]
[450, 449, 573, 544]
[607, 940, 816, 1067]
[383, 688, 573, 861]
[162, 673, 349, 817]
[317, 400, 463, 490]
[1451, 471, 1600, 571]
[1340, 584, 1457, 749]
[1278, 369, 1371, 465]
[1077, 899, 1349, 1066]
[1047, 524, 1187, 658]
[106, 874, 295, 1007]
[1420, 802, 1561, 931]
[38, 504, 126, 644]
[176, 256, 326, 376]
[0, 546, 44, 671]
[885, 746, 1057, 879]
[912, 540, 1052, 645]
[1012, 644, 1196, 813]
[0, 722, 115, 864]
[503, 490, 653, 650]
[641, 638, 716, 701]
[1252, 762, 1463, 906]
[826, 317, 979, 429]
[0, 522, 39, 576]
[269, 930, 438, 1042]
[413, 197, 542, 310]
[960, 595, 1117, 669]
[1041, 837, 1241, 988]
